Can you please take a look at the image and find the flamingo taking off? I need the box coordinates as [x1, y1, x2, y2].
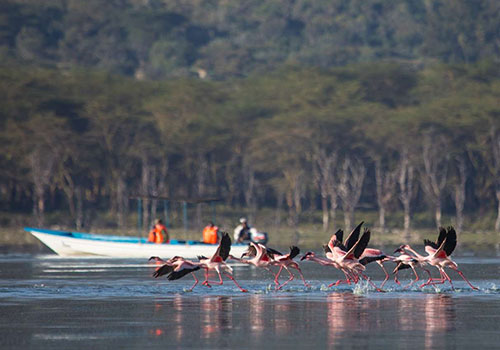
[197, 232, 248, 292]
[327, 227, 384, 291]
[331, 222, 391, 288]
[149, 256, 201, 291]
[228, 242, 278, 283]
[266, 246, 311, 290]
[398, 226, 478, 290]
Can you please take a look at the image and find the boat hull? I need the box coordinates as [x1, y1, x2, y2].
[25, 228, 248, 259]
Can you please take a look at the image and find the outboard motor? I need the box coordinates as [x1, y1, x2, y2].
[250, 228, 268, 245]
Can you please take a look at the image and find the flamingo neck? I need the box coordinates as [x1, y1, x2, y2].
[405, 245, 426, 261]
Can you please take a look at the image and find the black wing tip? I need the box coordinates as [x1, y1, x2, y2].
[289, 246, 300, 259]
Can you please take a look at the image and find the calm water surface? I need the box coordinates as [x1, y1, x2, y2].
[1, 255, 499, 349]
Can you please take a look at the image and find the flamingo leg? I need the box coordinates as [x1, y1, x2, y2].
[377, 261, 390, 288]
[223, 272, 248, 292]
[276, 266, 295, 290]
[188, 273, 199, 291]
[274, 265, 284, 288]
[329, 279, 350, 288]
[264, 267, 277, 278]
[451, 267, 479, 290]
[201, 268, 212, 287]
[293, 266, 311, 288]
[420, 268, 446, 288]
[360, 273, 384, 292]
[204, 268, 224, 286]
[403, 265, 420, 289]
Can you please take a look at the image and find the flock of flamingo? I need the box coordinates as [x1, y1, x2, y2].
[149, 222, 479, 293]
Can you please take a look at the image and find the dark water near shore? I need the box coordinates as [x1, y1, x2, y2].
[1, 255, 499, 349]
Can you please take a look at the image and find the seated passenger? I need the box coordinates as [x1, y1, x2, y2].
[148, 219, 169, 244]
[202, 221, 219, 244]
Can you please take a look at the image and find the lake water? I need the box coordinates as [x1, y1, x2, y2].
[0, 254, 499, 349]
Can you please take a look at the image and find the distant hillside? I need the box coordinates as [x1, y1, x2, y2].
[1, 0, 499, 79]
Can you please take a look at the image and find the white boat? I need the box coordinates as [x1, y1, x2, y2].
[25, 227, 249, 259]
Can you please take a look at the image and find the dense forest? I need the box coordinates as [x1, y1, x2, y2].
[1, 0, 499, 80]
[1, 0, 500, 234]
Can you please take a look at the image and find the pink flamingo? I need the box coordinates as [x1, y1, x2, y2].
[391, 249, 432, 289]
[327, 227, 384, 291]
[267, 246, 311, 290]
[227, 242, 278, 283]
[197, 232, 248, 292]
[149, 256, 201, 291]
[300, 250, 354, 287]
[399, 227, 478, 290]
[331, 222, 392, 288]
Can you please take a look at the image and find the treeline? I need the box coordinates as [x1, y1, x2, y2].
[1, 0, 499, 80]
[1, 61, 499, 233]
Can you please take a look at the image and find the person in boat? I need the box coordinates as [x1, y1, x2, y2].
[202, 221, 219, 244]
[233, 217, 252, 243]
[148, 219, 169, 244]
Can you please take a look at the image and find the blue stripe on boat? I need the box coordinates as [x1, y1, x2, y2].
[23, 227, 246, 246]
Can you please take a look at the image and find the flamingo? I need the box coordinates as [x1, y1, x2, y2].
[331, 222, 392, 288]
[327, 227, 384, 291]
[149, 256, 201, 291]
[197, 232, 248, 292]
[228, 242, 279, 282]
[391, 249, 432, 289]
[399, 226, 478, 290]
[267, 246, 311, 290]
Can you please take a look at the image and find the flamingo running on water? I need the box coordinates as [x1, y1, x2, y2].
[267, 246, 311, 290]
[149, 256, 201, 291]
[227, 242, 278, 283]
[331, 222, 392, 288]
[397, 226, 478, 290]
[391, 249, 432, 289]
[327, 227, 384, 291]
[197, 232, 248, 292]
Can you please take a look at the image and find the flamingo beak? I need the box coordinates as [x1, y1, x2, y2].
[393, 245, 404, 254]
[300, 252, 312, 261]
[240, 252, 248, 258]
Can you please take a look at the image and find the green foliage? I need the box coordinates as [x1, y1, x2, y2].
[1, 0, 499, 79]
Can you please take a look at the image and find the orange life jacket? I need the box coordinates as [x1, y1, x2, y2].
[148, 224, 168, 244]
[202, 225, 218, 244]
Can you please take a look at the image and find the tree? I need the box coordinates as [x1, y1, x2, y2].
[338, 157, 365, 232]
[420, 129, 450, 229]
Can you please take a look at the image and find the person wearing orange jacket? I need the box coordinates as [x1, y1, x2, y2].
[148, 219, 169, 244]
[202, 221, 219, 244]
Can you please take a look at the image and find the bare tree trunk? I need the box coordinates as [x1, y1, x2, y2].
[274, 190, 284, 227]
[242, 154, 257, 219]
[30, 149, 55, 226]
[283, 169, 305, 227]
[329, 189, 338, 229]
[338, 157, 365, 232]
[196, 153, 209, 228]
[421, 131, 449, 229]
[374, 158, 397, 233]
[496, 190, 500, 232]
[321, 197, 329, 231]
[75, 185, 84, 230]
[312, 147, 338, 232]
[491, 129, 500, 232]
[398, 148, 415, 237]
[224, 153, 240, 205]
[140, 157, 151, 230]
[116, 175, 127, 228]
[453, 155, 467, 233]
